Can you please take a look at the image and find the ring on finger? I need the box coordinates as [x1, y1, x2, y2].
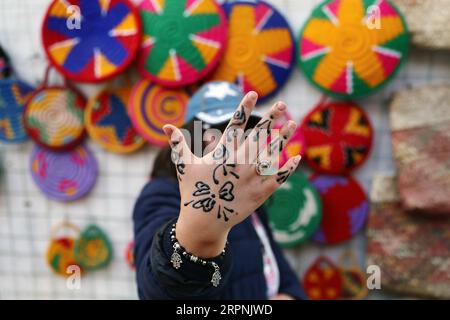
[256, 159, 275, 176]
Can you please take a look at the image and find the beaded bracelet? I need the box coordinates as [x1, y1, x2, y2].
[169, 223, 228, 287]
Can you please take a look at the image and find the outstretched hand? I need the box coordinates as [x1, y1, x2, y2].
[162, 91, 301, 257]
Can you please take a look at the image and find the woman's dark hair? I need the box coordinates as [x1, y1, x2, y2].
[152, 117, 260, 181]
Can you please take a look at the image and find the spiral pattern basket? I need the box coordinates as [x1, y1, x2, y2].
[210, 0, 296, 102]
[0, 46, 11, 79]
[264, 172, 322, 247]
[30, 144, 98, 202]
[309, 175, 369, 245]
[0, 79, 34, 143]
[85, 86, 145, 154]
[129, 79, 189, 146]
[74, 224, 113, 271]
[42, 0, 142, 83]
[298, 0, 409, 98]
[137, 0, 227, 87]
[24, 87, 86, 151]
[301, 100, 373, 175]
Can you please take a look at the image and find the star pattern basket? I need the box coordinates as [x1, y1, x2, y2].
[137, 0, 227, 87]
[298, 0, 409, 98]
[210, 0, 296, 102]
[42, 0, 142, 83]
[301, 99, 373, 175]
[85, 86, 145, 154]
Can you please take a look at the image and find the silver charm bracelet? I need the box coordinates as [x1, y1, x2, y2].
[169, 223, 228, 287]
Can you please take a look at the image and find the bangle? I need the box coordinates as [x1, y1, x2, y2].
[169, 223, 228, 287]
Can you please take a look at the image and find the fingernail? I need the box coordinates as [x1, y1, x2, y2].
[293, 155, 302, 165]
[248, 91, 258, 99]
[277, 102, 286, 111]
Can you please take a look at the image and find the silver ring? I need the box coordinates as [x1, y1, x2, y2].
[256, 159, 273, 176]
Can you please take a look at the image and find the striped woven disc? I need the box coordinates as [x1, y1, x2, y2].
[85, 87, 145, 154]
[0, 79, 34, 143]
[129, 79, 189, 147]
[298, 0, 409, 98]
[24, 87, 86, 151]
[138, 0, 227, 87]
[30, 144, 97, 202]
[210, 0, 295, 102]
[310, 174, 369, 245]
[42, 0, 142, 83]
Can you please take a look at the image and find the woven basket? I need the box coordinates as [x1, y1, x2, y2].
[128, 79, 189, 147]
[41, 0, 142, 83]
[210, 0, 296, 102]
[0, 78, 34, 143]
[300, 98, 373, 175]
[30, 143, 98, 202]
[298, 0, 409, 98]
[24, 67, 86, 151]
[46, 221, 82, 277]
[85, 84, 145, 154]
[137, 0, 228, 87]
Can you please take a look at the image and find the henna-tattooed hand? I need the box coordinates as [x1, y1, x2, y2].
[162, 91, 301, 257]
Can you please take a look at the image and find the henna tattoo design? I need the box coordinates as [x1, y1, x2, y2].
[171, 139, 185, 181]
[213, 144, 229, 161]
[212, 144, 239, 184]
[253, 115, 274, 142]
[267, 134, 289, 156]
[184, 181, 236, 221]
[231, 105, 246, 126]
[213, 163, 240, 185]
[276, 166, 294, 184]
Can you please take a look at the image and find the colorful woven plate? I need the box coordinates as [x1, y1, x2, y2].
[129, 79, 189, 146]
[310, 174, 369, 245]
[74, 224, 113, 271]
[30, 144, 97, 202]
[24, 86, 86, 151]
[47, 221, 82, 276]
[298, 0, 409, 98]
[0, 46, 11, 79]
[42, 0, 142, 83]
[210, 0, 295, 102]
[86, 86, 145, 153]
[185, 81, 244, 124]
[264, 171, 322, 247]
[301, 100, 373, 175]
[0, 79, 34, 143]
[138, 0, 227, 87]
[303, 256, 343, 300]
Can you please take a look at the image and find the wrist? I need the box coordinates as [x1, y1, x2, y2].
[175, 214, 230, 258]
